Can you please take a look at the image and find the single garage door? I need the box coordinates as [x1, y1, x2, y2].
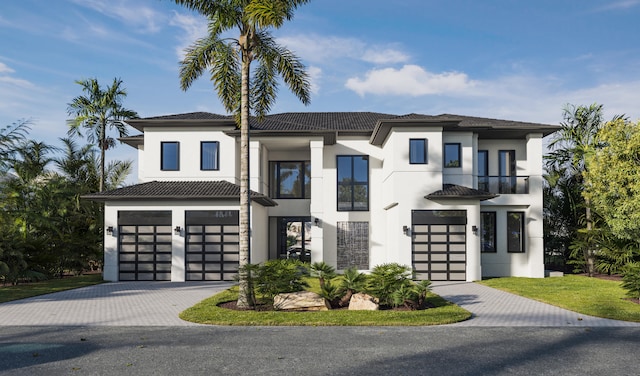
[118, 210, 172, 281]
[412, 210, 467, 281]
[185, 210, 240, 281]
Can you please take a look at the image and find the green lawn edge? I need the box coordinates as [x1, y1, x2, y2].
[0, 274, 104, 303]
[180, 286, 471, 326]
[479, 275, 640, 322]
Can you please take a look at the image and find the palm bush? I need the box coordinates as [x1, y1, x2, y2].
[338, 267, 367, 307]
[366, 263, 414, 308]
[254, 259, 309, 302]
[622, 263, 640, 301]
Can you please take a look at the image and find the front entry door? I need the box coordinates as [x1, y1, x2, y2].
[276, 217, 312, 262]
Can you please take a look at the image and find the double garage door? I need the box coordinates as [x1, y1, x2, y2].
[412, 210, 467, 281]
[117, 210, 239, 281]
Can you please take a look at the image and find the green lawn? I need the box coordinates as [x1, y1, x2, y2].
[0, 274, 104, 303]
[180, 285, 472, 326]
[480, 275, 640, 322]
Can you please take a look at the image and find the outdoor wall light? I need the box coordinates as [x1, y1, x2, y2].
[402, 225, 410, 236]
[106, 226, 114, 235]
[174, 226, 182, 235]
[472, 225, 479, 235]
[314, 217, 321, 227]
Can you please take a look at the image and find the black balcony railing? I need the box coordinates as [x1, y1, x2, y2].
[478, 176, 529, 194]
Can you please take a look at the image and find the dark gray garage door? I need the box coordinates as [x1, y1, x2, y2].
[118, 211, 172, 281]
[412, 210, 467, 281]
[185, 210, 239, 281]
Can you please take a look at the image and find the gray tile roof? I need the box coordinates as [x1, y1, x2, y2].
[251, 112, 395, 131]
[82, 180, 277, 206]
[425, 184, 498, 201]
[144, 112, 232, 120]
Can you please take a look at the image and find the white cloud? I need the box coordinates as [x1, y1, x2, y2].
[594, 0, 640, 11]
[0, 75, 35, 89]
[345, 65, 475, 97]
[71, 0, 165, 33]
[278, 34, 409, 65]
[169, 12, 209, 60]
[361, 48, 409, 65]
[307, 66, 322, 95]
[0, 62, 15, 74]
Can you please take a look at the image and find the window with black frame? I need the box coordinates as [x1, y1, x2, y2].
[270, 161, 310, 199]
[480, 212, 496, 253]
[409, 138, 428, 164]
[337, 155, 369, 211]
[161, 141, 179, 171]
[507, 211, 525, 253]
[444, 143, 461, 167]
[200, 141, 219, 171]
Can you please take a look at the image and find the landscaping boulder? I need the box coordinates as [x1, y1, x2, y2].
[273, 291, 330, 311]
[348, 293, 379, 311]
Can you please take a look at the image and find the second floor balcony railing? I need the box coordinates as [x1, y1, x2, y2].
[478, 176, 529, 194]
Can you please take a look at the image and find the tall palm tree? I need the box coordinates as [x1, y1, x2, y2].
[174, 0, 311, 308]
[545, 104, 619, 276]
[67, 78, 138, 192]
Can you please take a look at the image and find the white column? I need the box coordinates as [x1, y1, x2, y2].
[103, 204, 119, 282]
[526, 133, 545, 277]
[171, 208, 185, 282]
[467, 203, 482, 281]
[249, 140, 261, 193]
[309, 139, 324, 262]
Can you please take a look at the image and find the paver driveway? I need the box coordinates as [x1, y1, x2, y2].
[0, 281, 232, 326]
[1, 280, 638, 327]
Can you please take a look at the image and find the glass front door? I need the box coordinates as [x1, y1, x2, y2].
[277, 217, 312, 262]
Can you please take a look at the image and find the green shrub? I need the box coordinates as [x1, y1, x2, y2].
[338, 267, 366, 307]
[366, 263, 414, 308]
[254, 259, 309, 302]
[622, 263, 640, 301]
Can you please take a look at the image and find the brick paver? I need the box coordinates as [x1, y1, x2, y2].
[1, 280, 638, 327]
[431, 281, 640, 327]
[0, 281, 232, 326]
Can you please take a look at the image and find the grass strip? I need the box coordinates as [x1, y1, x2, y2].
[480, 275, 640, 322]
[0, 274, 104, 303]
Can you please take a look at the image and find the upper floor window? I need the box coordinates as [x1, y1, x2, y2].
[480, 212, 496, 253]
[337, 155, 369, 211]
[409, 139, 428, 164]
[499, 150, 516, 176]
[270, 161, 310, 199]
[444, 143, 461, 167]
[161, 142, 179, 171]
[478, 150, 489, 191]
[507, 211, 525, 253]
[201, 141, 220, 171]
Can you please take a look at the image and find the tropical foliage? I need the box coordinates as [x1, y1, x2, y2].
[0, 120, 132, 284]
[174, 0, 311, 308]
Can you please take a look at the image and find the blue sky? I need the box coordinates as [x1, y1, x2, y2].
[2, 0, 640, 175]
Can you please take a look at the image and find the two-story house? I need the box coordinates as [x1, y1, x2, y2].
[84, 112, 558, 282]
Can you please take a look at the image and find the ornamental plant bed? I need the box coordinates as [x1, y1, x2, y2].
[217, 299, 436, 312]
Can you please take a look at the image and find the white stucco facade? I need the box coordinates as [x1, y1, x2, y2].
[91, 112, 557, 282]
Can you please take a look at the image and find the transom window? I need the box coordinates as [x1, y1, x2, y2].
[161, 142, 179, 171]
[270, 161, 310, 199]
[444, 143, 461, 168]
[201, 141, 220, 171]
[337, 155, 369, 211]
[409, 139, 428, 164]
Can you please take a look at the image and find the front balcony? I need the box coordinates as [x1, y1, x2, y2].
[478, 176, 529, 194]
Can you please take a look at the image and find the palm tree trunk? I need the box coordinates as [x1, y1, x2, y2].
[99, 121, 106, 192]
[585, 199, 595, 277]
[236, 45, 252, 309]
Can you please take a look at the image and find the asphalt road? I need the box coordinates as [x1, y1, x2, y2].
[1, 326, 639, 375]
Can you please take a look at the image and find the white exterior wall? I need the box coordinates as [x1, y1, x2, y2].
[140, 127, 237, 183]
[478, 134, 545, 278]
